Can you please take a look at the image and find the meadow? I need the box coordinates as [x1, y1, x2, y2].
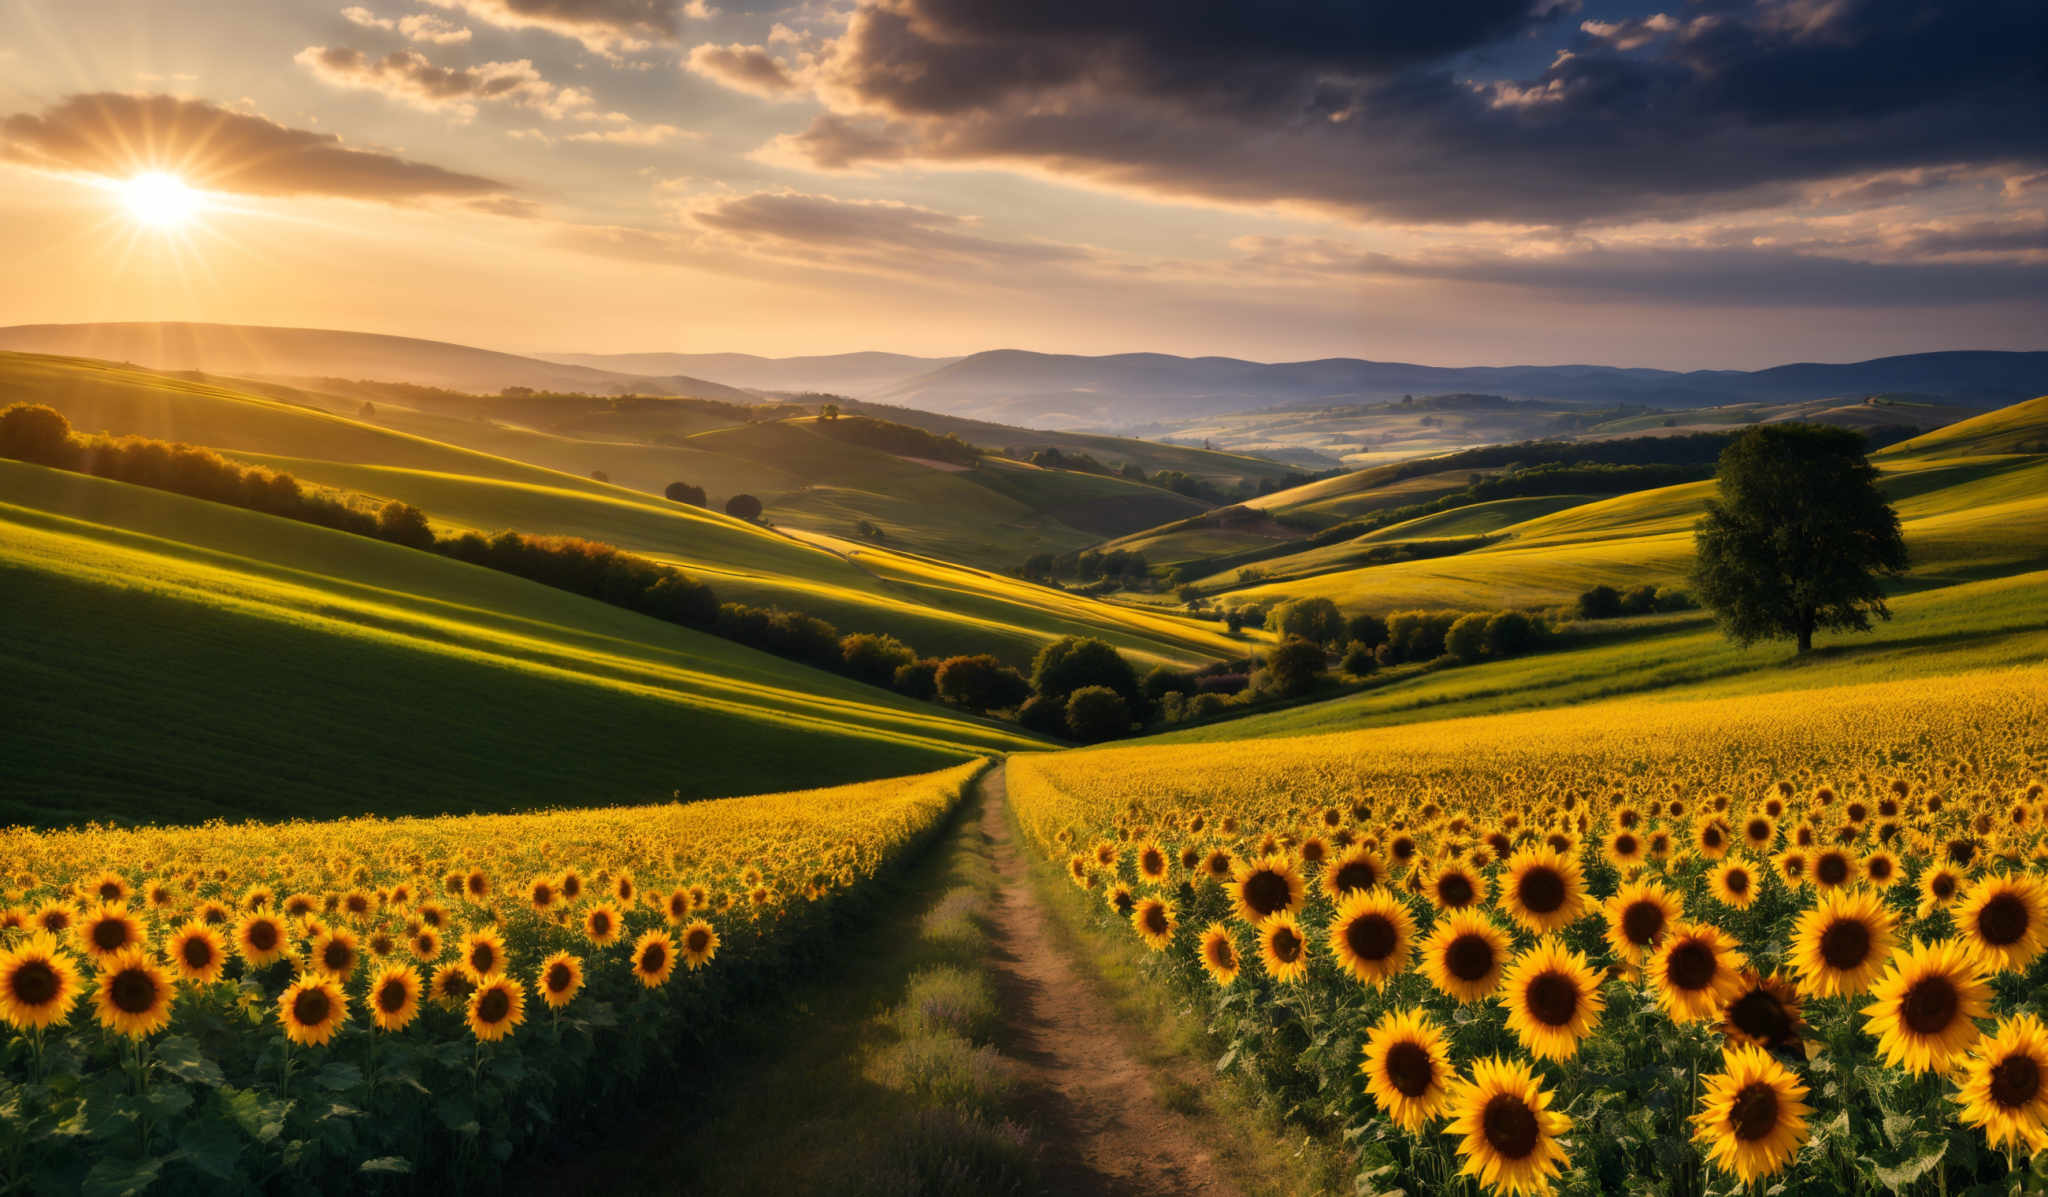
[0, 761, 984, 1193]
[1007, 667, 2048, 1194]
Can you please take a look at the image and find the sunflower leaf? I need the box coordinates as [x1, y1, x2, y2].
[151, 1036, 224, 1087]
[360, 1156, 413, 1175]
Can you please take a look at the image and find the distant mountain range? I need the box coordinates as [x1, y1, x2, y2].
[4, 323, 2042, 430]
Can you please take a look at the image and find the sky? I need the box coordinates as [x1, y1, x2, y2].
[0, 0, 2042, 368]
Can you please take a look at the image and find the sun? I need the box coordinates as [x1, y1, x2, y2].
[119, 172, 201, 228]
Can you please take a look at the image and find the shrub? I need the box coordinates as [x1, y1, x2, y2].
[1063, 686, 1130, 743]
[1266, 597, 1345, 645]
[1445, 612, 1492, 662]
[375, 500, 435, 550]
[0, 403, 77, 466]
[1016, 694, 1068, 738]
[1576, 584, 1624, 620]
[1030, 637, 1141, 712]
[935, 656, 1031, 712]
[1186, 692, 1229, 720]
[894, 658, 942, 701]
[664, 480, 706, 506]
[1254, 638, 1325, 698]
[1654, 586, 1695, 612]
[1195, 673, 1248, 695]
[1141, 665, 1197, 700]
[1620, 584, 1661, 615]
[1483, 610, 1540, 657]
[840, 632, 918, 686]
[725, 493, 763, 520]
[1385, 610, 1459, 662]
[1345, 612, 1390, 650]
[1340, 641, 1379, 676]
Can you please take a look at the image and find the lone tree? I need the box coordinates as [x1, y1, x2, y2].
[724, 493, 763, 521]
[664, 481, 706, 506]
[1692, 424, 1907, 654]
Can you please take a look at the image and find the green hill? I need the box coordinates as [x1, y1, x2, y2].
[0, 460, 1045, 828]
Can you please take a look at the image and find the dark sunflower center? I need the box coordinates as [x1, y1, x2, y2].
[444, 975, 474, 1000]
[1978, 893, 2030, 947]
[181, 938, 214, 968]
[247, 921, 279, 952]
[471, 946, 496, 972]
[1270, 927, 1303, 963]
[1727, 988, 1792, 1044]
[91, 920, 130, 951]
[1206, 938, 1235, 969]
[1517, 868, 1565, 915]
[1622, 901, 1666, 946]
[11, 960, 58, 1005]
[1725, 870, 1750, 895]
[547, 963, 574, 992]
[476, 989, 510, 1022]
[592, 914, 612, 934]
[1933, 875, 1957, 900]
[1384, 1040, 1434, 1098]
[1613, 834, 1638, 856]
[1113, 892, 1135, 914]
[293, 987, 332, 1025]
[1437, 874, 1475, 907]
[1345, 914, 1398, 962]
[1243, 871, 1292, 917]
[1206, 854, 1231, 877]
[1667, 941, 1719, 992]
[1816, 855, 1849, 885]
[1526, 971, 1579, 1027]
[1702, 827, 1724, 849]
[378, 981, 408, 1013]
[563, 878, 580, 898]
[1333, 861, 1377, 893]
[1901, 976, 1960, 1035]
[110, 969, 158, 1014]
[1481, 1093, 1540, 1160]
[1142, 850, 1164, 874]
[1990, 1054, 2042, 1109]
[1142, 906, 1169, 934]
[1445, 934, 1496, 982]
[1868, 858, 1893, 881]
[640, 943, 668, 973]
[1729, 1081, 1781, 1142]
[686, 929, 711, 953]
[1819, 919, 1871, 971]
[323, 942, 352, 971]
[1746, 819, 1770, 843]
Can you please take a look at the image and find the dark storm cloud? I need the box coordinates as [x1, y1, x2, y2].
[1, 93, 509, 200]
[793, 0, 2048, 225]
[686, 43, 803, 97]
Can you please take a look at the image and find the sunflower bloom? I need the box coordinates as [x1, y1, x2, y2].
[1421, 909, 1510, 1004]
[1955, 1013, 2048, 1152]
[1328, 889, 1416, 987]
[166, 921, 227, 985]
[539, 952, 584, 1009]
[1603, 881, 1682, 964]
[367, 965, 421, 1032]
[1229, 855, 1305, 925]
[1444, 1055, 1573, 1196]
[466, 975, 526, 1042]
[1500, 938, 1604, 1061]
[1862, 937, 1991, 1074]
[1256, 912, 1311, 984]
[1198, 923, 1240, 987]
[1131, 897, 1177, 951]
[1789, 888, 1896, 998]
[1693, 1045, 1811, 1183]
[1649, 922, 1749, 1023]
[0, 935, 81, 1030]
[679, 920, 719, 970]
[1361, 1008, 1454, 1133]
[631, 929, 678, 988]
[1955, 874, 2048, 974]
[279, 974, 349, 1046]
[1499, 847, 1585, 935]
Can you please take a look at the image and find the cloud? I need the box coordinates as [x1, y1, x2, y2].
[774, 0, 2048, 227]
[341, 6, 394, 30]
[763, 114, 907, 170]
[685, 189, 1096, 269]
[686, 43, 802, 99]
[0, 92, 508, 201]
[400, 14, 473, 44]
[296, 47, 593, 119]
[565, 123, 688, 144]
[419, 0, 686, 55]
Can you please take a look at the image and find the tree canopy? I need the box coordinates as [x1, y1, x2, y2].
[1691, 424, 1907, 653]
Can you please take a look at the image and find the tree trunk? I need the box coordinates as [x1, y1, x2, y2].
[1796, 610, 1814, 654]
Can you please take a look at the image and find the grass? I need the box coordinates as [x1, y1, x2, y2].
[0, 461, 1044, 826]
[8, 352, 1242, 670]
[1152, 567, 2048, 742]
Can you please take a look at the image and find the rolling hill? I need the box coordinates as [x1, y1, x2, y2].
[541, 350, 956, 396]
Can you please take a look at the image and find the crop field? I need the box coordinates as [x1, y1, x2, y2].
[1008, 668, 2048, 1194]
[0, 760, 983, 1192]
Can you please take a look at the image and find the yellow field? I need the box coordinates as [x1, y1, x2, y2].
[1007, 666, 2048, 1192]
[0, 760, 984, 1189]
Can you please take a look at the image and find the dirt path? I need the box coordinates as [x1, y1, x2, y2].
[978, 766, 1242, 1197]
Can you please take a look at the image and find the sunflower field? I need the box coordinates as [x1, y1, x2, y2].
[0, 759, 983, 1193]
[1009, 667, 2048, 1196]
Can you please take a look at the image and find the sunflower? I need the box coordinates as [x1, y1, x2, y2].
[459, 928, 507, 980]
[1603, 881, 1682, 964]
[1135, 841, 1170, 885]
[0, 935, 80, 1029]
[32, 900, 75, 937]
[1789, 888, 1896, 998]
[87, 871, 131, 905]
[166, 921, 226, 985]
[527, 876, 558, 912]
[1105, 883, 1137, 918]
[1427, 862, 1485, 911]
[1717, 970, 1810, 1054]
[227, 911, 285, 968]
[1739, 813, 1776, 853]
[1198, 923, 1240, 987]
[1707, 861, 1759, 910]
[539, 951, 584, 1009]
[310, 928, 359, 981]
[466, 975, 526, 1042]
[1917, 866, 1964, 918]
[1693, 817, 1732, 861]
[1809, 848, 1857, 890]
[582, 902, 624, 947]
[1500, 938, 1605, 1061]
[1443, 1055, 1573, 1197]
[1361, 1007, 1454, 1133]
[409, 927, 442, 963]
[367, 964, 421, 1032]
[1229, 855, 1305, 925]
[1602, 828, 1647, 871]
[429, 962, 475, 1008]
[1499, 847, 1584, 935]
[1321, 845, 1386, 901]
[1648, 922, 1749, 1023]
[1257, 912, 1312, 983]
[1201, 848, 1234, 884]
[1422, 909, 1511, 1004]
[1955, 1013, 2048, 1152]
[1328, 889, 1416, 987]
[1862, 937, 1991, 1074]
[1132, 897, 1178, 951]
[679, 920, 719, 970]
[1862, 851, 1900, 888]
[77, 904, 145, 967]
[661, 888, 692, 924]
[1955, 873, 2048, 974]
[1692, 1044, 1811, 1182]
[93, 948, 174, 1038]
[631, 929, 678, 988]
